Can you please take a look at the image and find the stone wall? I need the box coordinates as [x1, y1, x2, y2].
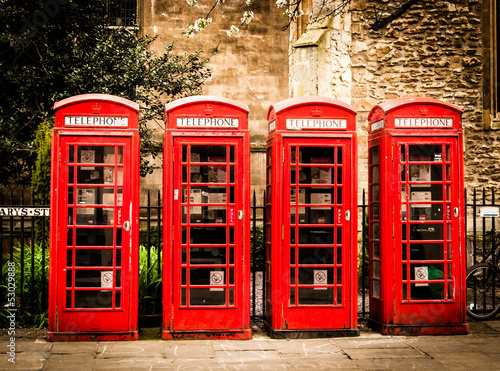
[139, 0, 289, 202]
[349, 0, 493, 196]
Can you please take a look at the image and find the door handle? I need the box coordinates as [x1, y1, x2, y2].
[454, 207, 459, 217]
[123, 221, 131, 231]
[345, 210, 350, 221]
[238, 210, 244, 220]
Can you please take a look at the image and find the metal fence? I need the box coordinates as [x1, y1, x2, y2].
[1, 188, 497, 324]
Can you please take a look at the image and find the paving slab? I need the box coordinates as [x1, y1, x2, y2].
[49, 341, 98, 354]
[96, 341, 164, 358]
[334, 337, 415, 349]
[0, 352, 47, 370]
[343, 347, 427, 359]
[271, 339, 342, 355]
[354, 357, 444, 370]
[211, 339, 275, 351]
[283, 354, 360, 370]
[163, 341, 215, 359]
[43, 354, 95, 370]
[431, 351, 500, 370]
[408, 338, 474, 354]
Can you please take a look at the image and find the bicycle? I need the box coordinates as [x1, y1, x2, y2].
[466, 230, 500, 320]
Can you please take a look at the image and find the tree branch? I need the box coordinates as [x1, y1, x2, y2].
[370, 0, 423, 31]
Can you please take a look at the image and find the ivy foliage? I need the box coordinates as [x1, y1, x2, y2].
[0, 0, 214, 187]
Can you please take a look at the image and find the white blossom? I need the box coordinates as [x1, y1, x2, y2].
[276, 0, 287, 8]
[246, 0, 253, 5]
[186, 0, 197, 6]
[226, 25, 240, 36]
[217, 0, 226, 3]
[241, 11, 254, 24]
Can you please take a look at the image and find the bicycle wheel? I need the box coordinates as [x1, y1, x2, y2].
[466, 263, 500, 320]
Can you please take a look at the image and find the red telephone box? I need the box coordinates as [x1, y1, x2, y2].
[162, 96, 251, 339]
[367, 97, 469, 335]
[265, 96, 359, 338]
[48, 94, 140, 341]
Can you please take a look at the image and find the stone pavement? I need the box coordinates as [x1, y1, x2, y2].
[2, 320, 500, 370]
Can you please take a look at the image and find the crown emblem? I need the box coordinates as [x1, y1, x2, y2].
[311, 106, 323, 117]
[420, 106, 429, 116]
[203, 105, 213, 116]
[92, 104, 102, 114]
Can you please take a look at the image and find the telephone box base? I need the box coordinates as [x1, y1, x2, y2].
[46, 331, 139, 342]
[161, 329, 252, 340]
[368, 318, 469, 336]
[264, 322, 359, 339]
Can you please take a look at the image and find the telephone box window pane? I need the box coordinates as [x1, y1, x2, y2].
[337, 187, 343, 205]
[67, 250, 73, 267]
[190, 289, 225, 306]
[191, 145, 227, 162]
[337, 147, 343, 165]
[400, 146, 406, 162]
[76, 207, 114, 225]
[372, 205, 380, 221]
[182, 166, 188, 183]
[409, 145, 442, 161]
[290, 268, 295, 284]
[337, 287, 342, 305]
[230, 166, 235, 183]
[336, 227, 342, 244]
[181, 248, 187, 264]
[447, 283, 453, 299]
[189, 267, 225, 285]
[75, 249, 113, 266]
[229, 227, 234, 244]
[411, 283, 444, 300]
[337, 167, 343, 185]
[445, 145, 451, 162]
[115, 291, 121, 308]
[371, 185, 380, 202]
[290, 247, 296, 264]
[298, 247, 334, 265]
[230, 146, 235, 163]
[67, 229, 73, 246]
[408, 243, 445, 260]
[373, 261, 380, 279]
[409, 205, 443, 221]
[337, 267, 342, 284]
[229, 268, 234, 285]
[371, 147, 379, 164]
[290, 287, 296, 305]
[69, 146, 75, 163]
[409, 164, 442, 182]
[372, 281, 380, 298]
[66, 291, 72, 308]
[68, 167, 74, 184]
[372, 223, 380, 240]
[229, 288, 234, 306]
[74, 291, 112, 308]
[229, 247, 234, 264]
[371, 166, 379, 183]
[117, 147, 123, 164]
[182, 268, 187, 285]
[446, 165, 451, 181]
[299, 147, 335, 164]
[68, 187, 74, 205]
[310, 208, 333, 225]
[75, 270, 114, 288]
[409, 224, 443, 240]
[298, 288, 334, 305]
[66, 270, 72, 287]
[74, 228, 115, 246]
[189, 247, 226, 265]
[336, 247, 342, 264]
[298, 268, 334, 284]
[115, 270, 121, 287]
[298, 227, 334, 245]
[373, 242, 380, 259]
[68, 208, 74, 225]
[116, 250, 121, 267]
[181, 288, 187, 306]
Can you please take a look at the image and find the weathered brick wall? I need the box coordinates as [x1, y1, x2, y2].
[349, 0, 493, 194]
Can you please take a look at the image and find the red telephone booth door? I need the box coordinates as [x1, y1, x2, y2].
[171, 137, 246, 331]
[55, 136, 134, 333]
[282, 138, 354, 329]
[393, 138, 463, 324]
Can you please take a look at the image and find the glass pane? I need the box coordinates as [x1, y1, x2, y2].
[76, 207, 114, 225]
[371, 185, 380, 202]
[190, 288, 226, 306]
[400, 145, 406, 162]
[298, 287, 334, 305]
[188, 227, 226, 244]
[370, 146, 379, 164]
[74, 291, 113, 308]
[298, 268, 334, 284]
[372, 223, 380, 240]
[69, 145, 75, 163]
[190, 145, 227, 162]
[409, 224, 443, 241]
[73, 228, 115, 246]
[298, 248, 334, 265]
[75, 249, 114, 266]
[373, 261, 380, 278]
[372, 281, 380, 298]
[411, 283, 445, 300]
[408, 243, 444, 260]
[372, 241, 380, 259]
[74, 269, 117, 288]
[409, 145, 442, 162]
[297, 227, 334, 245]
[371, 166, 379, 183]
[189, 247, 226, 265]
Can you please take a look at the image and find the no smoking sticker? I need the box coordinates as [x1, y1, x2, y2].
[210, 271, 224, 291]
[314, 270, 328, 290]
[415, 266, 429, 287]
[101, 271, 113, 288]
